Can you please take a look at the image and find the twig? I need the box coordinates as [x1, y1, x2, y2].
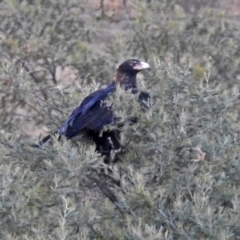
[90, 176, 124, 214]
[31, 91, 64, 114]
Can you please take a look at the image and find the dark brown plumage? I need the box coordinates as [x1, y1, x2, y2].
[40, 59, 151, 162]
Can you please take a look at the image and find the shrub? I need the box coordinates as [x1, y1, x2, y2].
[1, 0, 240, 239]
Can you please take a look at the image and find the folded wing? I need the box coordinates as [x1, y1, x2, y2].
[58, 83, 116, 139]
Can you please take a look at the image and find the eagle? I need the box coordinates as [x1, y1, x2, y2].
[40, 59, 150, 162]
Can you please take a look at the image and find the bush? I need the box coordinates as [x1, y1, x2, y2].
[1, 0, 240, 239]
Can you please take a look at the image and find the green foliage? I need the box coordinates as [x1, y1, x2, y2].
[1, 0, 240, 239]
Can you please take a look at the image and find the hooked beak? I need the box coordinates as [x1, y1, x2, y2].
[133, 61, 151, 71]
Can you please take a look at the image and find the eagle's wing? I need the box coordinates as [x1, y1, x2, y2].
[58, 83, 116, 139]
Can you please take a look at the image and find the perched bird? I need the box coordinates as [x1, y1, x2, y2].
[40, 59, 150, 162]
